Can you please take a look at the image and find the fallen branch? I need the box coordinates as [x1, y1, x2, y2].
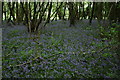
[10, 51, 63, 67]
[9, 56, 45, 67]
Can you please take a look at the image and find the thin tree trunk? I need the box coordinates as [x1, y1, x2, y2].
[89, 2, 95, 25]
[7, 2, 15, 24]
[82, 2, 85, 19]
[21, 2, 29, 26]
[96, 3, 103, 25]
[75, 3, 79, 20]
[35, 3, 49, 31]
[33, 2, 37, 20]
[55, 3, 58, 21]
[7, 2, 11, 22]
[57, 3, 63, 20]
[29, 2, 31, 20]
[50, 3, 63, 20]
[47, 2, 52, 23]
[43, 2, 52, 27]
[79, 2, 82, 20]
[108, 2, 117, 27]
[63, 3, 66, 20]
[88, 2, 92, 19]
[116, 2, 120, 23]
[2, 2, 3, 21]
[4, 5, 6, 20]
[0, 1, 2, 25]
[19, 2, 24, 23]
[16, 2, 19, 24]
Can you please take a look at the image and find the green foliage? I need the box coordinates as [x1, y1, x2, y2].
[8, 30, 19, 37]
[98, 23, 119, 41]
[102, 53, 112, 57]
[2, 21, 120, 78]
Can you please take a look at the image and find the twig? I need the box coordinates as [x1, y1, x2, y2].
[10, 52, 63, 67]
[96, 46, 110, 54]
[12, 56, 45, 67]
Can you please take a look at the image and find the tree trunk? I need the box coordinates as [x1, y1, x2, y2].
[57, 3, 63, 20]
[82, 2, 85, 19]
[55, 3, 59, 21]
[96, 3, 103, 25]
[68, 2, 76, 27]
[0, 1, 2, 25]
[4, 5, 6, 21]
[16, 2, 19, 24]
[63, 3, 66, 20]
[21, 2, 29, 26]
[29, 2, 31, 21]
[108, 2, 117, 26]
[116, 2, 120, 23]
[43, 2, 52, 27]
[46, 2, 52, 23]
[75, 3, 79, 20]
[79, 2, 82, 20]
[33, 2, 37, 20]
[7, 2, 15, 24]
[88, 2, 92, 19]
[50, 2, 63, 21]
[89, 2, 95, 25]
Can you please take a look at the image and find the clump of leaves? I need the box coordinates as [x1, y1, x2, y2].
[98, 23, 119, 41]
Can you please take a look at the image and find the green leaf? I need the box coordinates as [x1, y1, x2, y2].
[28, 50, 33, 54]
[102, 53, 112, 57]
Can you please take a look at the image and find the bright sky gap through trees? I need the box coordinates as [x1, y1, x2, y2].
[0, 0, 120, 2]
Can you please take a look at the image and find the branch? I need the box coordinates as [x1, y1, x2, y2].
[15, 56, 45, 67]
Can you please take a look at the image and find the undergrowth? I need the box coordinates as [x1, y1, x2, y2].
[2, 21, 120, 78]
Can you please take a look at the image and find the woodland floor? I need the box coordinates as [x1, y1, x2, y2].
[1, 20, 119, 78]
